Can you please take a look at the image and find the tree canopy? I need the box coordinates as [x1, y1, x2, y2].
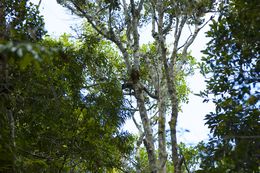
[0, 1, 133, 172]
[1, 0, 259, 173]
[198, 0, 260, 172]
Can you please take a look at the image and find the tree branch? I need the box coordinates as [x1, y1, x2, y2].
[180, 24, 200, 59]
[133, 114, 143, 133]
[179, 147, 191, 173]
[142, 85, 158, 99]
[70, 1, 131, 71]
[170, 16, 187, 65]
[37, 0, 42, 9]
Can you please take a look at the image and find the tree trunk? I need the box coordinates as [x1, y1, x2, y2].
[157, 65, 167, 173]
[134, 83, 157, 173]
[158, 99, 167, 173]
[169, 89, 181, 173]
[155, 2, 182, 171]
[166, 70, 183, 173]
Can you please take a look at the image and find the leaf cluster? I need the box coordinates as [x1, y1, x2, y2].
[0, 7, 134, 172]
[198, 0, 260, 172]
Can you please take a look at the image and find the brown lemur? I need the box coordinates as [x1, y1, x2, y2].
[122, 66, 158, 99]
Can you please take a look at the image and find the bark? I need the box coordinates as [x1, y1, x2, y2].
[150, 0, 179, 171]
[168, 85, 181, 173]
[134, 83, 157, 173]
[155, 1, 183, 172]
[158, 99, 167, 173]
[130, 1, 158, 171]
[157, 61, 167, 173]
[133, 113, 144, 173]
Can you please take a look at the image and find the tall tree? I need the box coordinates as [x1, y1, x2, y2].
[0, 1, 46, 171]
[198, 0, 260, 172]
[0, 31, 134, 173]
[0, 1, 133, 172]
[57, 0, 216, 172]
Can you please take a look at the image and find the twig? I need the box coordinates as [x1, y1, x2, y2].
[37, 0, 42, 8]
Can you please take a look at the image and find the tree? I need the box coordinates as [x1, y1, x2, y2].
[0, 32, 134, 173]
[198, 0, 260, 172]
[0, 0, 45, 41]
[57, 0, 216, 172]
[0, 1, 133, 171]
[0, 1, 46, 171]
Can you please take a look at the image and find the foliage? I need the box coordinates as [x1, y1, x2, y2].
[0, 0, 46, 41]
[0, 33, 134, 172]
[125, 142, 201, 173]
[198, 0, 260, 172]
[178, 142, 200, 172]
[0, 1, 134, 171]
[0, 1, 46, 171]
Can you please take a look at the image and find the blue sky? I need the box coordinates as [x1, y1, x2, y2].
[31, 0, 215, 145]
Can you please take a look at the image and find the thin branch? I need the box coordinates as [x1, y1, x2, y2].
[181, 24, 199, 59]
[71, 3, 107, 37]
[176, 16, 187, 45]
[199, 14, 215, 30]
[122, 0, 132, 46]
[142, 84, 159, 99]
[188, 24, 193, 35]
[177, 34, 192, 51]
[179, 147, 191, 173]
[173, 17, 179, 43]
[71, 1, 131, 71]
[150, 113, 158, 126]
[147, 103, 157, 111]
[37, 0, 42, 9]
[133, 114, 143, 133]
[84, 83, 100, 88]
[126, 99, 138, 111]
[170, 16, 187, 64]
[122, 0, 128, 10]
[151, 8, 157, 38]
[122, 107, 138, 112]
[137, 132, 145, 146]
